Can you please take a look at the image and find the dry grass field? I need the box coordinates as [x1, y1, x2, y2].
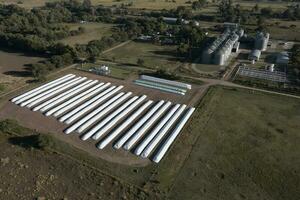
[101, 41, 183, 71]
[0, 0, 291, 11]
[60, 22, 114, 46]
[0, 0, 197, 9]
[169, 86, 300, 200]
[92, 0, 194, 10]
[0, 50, 44, 94]
[0, 121, 145, 200]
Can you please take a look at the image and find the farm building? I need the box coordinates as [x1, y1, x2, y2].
[134, 75, 191, 95]
[276, 52, 290, 65]
[89, 65, 111, 75]
[201, 27, 242, 65]
[224, 22, 239, 29]
[255, 32, 270, 51]
[163, 17, 180, 24]
[162, 17, 190, 25]
[248, 49, 261, 62]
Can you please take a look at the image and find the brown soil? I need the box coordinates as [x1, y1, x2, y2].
[0, 101, 151, 167]
[0, 50, 43, 74]
[0, 133, 143, 200]
[0, 70, 205, 167]
[0, 50, 44, 93]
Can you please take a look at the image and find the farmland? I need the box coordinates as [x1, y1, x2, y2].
[170, 86, 300, 200]
[0, 0, 299, 199]
[101, 41, 183, 71]
[0, 0, 197, 9]
[1, 0, 292, 11]
[1, 85, 299, 199]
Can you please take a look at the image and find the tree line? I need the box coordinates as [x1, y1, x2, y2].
[0, 1, 119, 81]
[0, 0, 207, 80]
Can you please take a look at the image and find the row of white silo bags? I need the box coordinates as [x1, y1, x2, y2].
[113, 100, 165, 149]
[32, 80, 99, 112]
[152, 107, 195, 163]
[80, 92, 132, 140]
[60, 85, 123, 124]
[134, 103, 181, 156]
[15, 75, 80, 106]
[65, 92, 126, 135]
[140, 104, 187, 158]
[38, 82, 108, 113]
[140, 75, 192, 90]
[91, 95, 147, 140]
[11, 74, 75, 103]
[44, 82, 111, 117]
[97, 100, 153, 149]
[21, 77, 86, 107]
[123, 101, 172, 150]
[87, 95, 140, 140]
[11, 74, 196, 163]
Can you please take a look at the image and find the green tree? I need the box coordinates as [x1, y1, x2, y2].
[137, 58, 145, 67]
[87, 55, 97, 63]
[31, 63, 48, 81]
[192, 0, 207, 10]
[82, 0, 92, 8]
[256, 16, 268, 32]
[253, 4, 259, 13]
[291, 45, 300, 67]
[218, 0, 235, 22]
[177, 43, 189, 56]
[290, 45, 300, 79]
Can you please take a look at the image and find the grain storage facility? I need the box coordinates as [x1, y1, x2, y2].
[201, 27, 242, 66]
[11, 74, 196, 163]
[276, 52, 289, 65]
[254, 32, 270, 51]
[134, 75, 191, 95]
[248, 49, 262, 62]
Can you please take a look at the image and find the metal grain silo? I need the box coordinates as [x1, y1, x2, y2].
[255, 32, 269, 51]
[214, 49, 226, 65]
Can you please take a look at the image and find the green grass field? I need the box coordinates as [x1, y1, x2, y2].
[59, 22, 114, 46]
[169, 86, 300, 200]
[193, 63, 223, 73]
[101, 41, 182, 71]
[267, 20, 300, 41]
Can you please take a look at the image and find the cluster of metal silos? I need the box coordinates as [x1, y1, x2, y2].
[202, 28, 242, 66]
[201, 30, 231, 64]
[254, 32, 269, 51]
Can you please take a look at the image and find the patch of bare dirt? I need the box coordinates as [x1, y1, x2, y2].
[0, 70, 205, 167]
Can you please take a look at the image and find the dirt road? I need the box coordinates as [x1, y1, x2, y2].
[184, 75, 300, 99]
[102, 40, 131, 54]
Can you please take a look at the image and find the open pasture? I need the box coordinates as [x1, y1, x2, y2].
[101, 41, 183, 71]
[60, 22, 114, 46]
[169, 86, 300, 200]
